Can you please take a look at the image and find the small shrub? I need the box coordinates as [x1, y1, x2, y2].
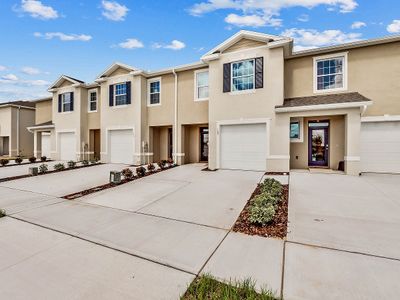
[248, 203, 276, 226]
[260, 178, 283, 199]
[147, 163, 156, 172]
[29, 156, 37, 163]
[167, 158, 174, 165]
[90, 159, 98, 165]
[136, 166, 146, 177]
[0, 159, 9, 166]
[252, 193, 280, 208]
[40, 156, 47, 162]
[67, 161, 76, 168]
[38, 164, 48, 174]
[122, 168, 134, 180]
[54, 163, 65, 171]
[82, 160, 89, 166]
[15, 157, 23, 164]
[0, 209, 6, 218]
[158, 160, 167, 169]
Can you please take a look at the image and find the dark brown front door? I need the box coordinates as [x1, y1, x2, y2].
[200, 127, 209, 162]
[308, 121, 329, 167]
[168, 128, 173, 160]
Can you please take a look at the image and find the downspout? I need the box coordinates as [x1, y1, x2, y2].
[172, 69, 178, 163]
[16, 106, 21, 156]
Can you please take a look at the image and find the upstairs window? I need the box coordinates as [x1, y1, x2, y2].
[314, 53, 347, 92]
[88, 90, 97, 112]
[148, 78, 161, 106]
[231, 59, 255, 92]
[195, 70, 209, 100]
[115, 83, 127, 106]
[61, 93, 72, 112]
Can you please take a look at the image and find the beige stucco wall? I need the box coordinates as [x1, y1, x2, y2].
[35, 100, 52, 125]
[147, 74, 174, 126]
[208, 45, 288, 171]
[290, 115, 345, 170]
[285, 41, 400, 116]
[224, 38, 266, 53]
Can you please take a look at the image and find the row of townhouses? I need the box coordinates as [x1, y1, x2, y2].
[1, 31, 399, 175]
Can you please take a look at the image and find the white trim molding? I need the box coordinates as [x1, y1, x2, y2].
[313, 52, 348, 94]
[194, 69, 209, 101]
[344, 156, 360, 161]
[147, 77, 162, 107]
[87, 88, 98, 113]
[275, 101, 372, 113]
[361, 115, 400, 123]
[267, 155, 290, 160]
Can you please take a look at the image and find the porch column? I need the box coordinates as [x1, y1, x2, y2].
[33, 131, 42, 158]
[344, 111, 361, 176]
[175, 124, 185, 165]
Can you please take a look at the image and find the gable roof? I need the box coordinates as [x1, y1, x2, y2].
[96, 62, 139, 79]
[0, 100, 36, 109]
[202, 30, 292, 60]
[48, 75, 85, 90]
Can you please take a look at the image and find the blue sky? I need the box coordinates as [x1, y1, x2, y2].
[0, 0, 399, 102]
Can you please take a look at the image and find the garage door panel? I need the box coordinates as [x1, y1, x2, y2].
[59, 133, 76, 161]
[361, 122, 400, 173]
[109, 130, 134, 164]
[220, 123, 267, 171]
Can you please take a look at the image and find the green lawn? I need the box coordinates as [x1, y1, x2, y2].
[181, 274, 279, 300]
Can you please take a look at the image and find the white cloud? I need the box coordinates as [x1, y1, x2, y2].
[22, 67, 40, 75]
[118, 38, 144, 49]
[101, 0, 129, 21]
[34, 32, 92, 41]
[1, 74, 18, 81]
[19, 0, 58, 20]
[0, 65, 7, 71]
[188, 0, 358, 27]
[26, 79, 49, 86]
[351, 21, 366, 29]
[387, 20, 400, 33]
[153, 40, 186, 50]
[282, 28, 362, 51]
[297, 14, 309, 22]
[225, 13, 275, 27]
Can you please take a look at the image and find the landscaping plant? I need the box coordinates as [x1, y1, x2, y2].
[121, 168, 134, 180]
[67, 161, 76, 168]
[158, 160, 167, 169]
[0, 209, 6, 218]
[29, 157, 37, 163]
[248, 203, 276, 225]
[136, 166, 146, 177]
[40, 156, 47, 162]
[260, 178, 283, 199]
[82, 160, 89, 166]
[147, 163, 155, 173]
[54, 163, 65, 171]
[38, 164, 48, 174]
[15, 157, 23, 164]
[0, 159, 10, 166]
[181, 274, 277, 300]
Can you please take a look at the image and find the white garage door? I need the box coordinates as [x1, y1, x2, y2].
[220, 123, 267, 171]
[41, 133, 51, 159]
[361, 121, 400, 173]
[59, 132, 76, 161]
[109, 129, 134, 164]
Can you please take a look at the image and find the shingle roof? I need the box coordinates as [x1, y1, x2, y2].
[0, 100, 36, 108]
[276, 92, 371, 109]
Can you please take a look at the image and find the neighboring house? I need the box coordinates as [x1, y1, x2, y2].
[31, 31, 400, 174]
[0, 101, 35, 157]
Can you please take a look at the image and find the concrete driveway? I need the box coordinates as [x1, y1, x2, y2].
[0, 160, 62, 179]
[0, 163, 128, 197]
[283, 171, 400, 300]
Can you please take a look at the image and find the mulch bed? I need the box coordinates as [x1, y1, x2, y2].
[0, 163, 102, 183]
[0, 160, 53, 168]
[232, 184, 289, 239]
[62, 165, 176, 200]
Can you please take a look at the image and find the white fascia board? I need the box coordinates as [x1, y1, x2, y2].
[361, 115, 400, 123]
[275, 101, 372, 113]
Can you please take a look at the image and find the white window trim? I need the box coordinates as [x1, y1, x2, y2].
[88, 89, 97, 113]
[230, 58, 256, 94]
[290, 117, 304, 143]
[61, 92, 72, 113]
[114, 82, 128, 106]
[147, 77, 162, 107]
[313, 52, 348, 94]
[194, 70, 209, 101]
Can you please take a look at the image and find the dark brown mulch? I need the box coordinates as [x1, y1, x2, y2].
[0, 163, 102, 183]
[63, 166, 176, 200]
[0, 160, 54, 168]
[232, 184, 289, 239]
[265, 172, 289, 176]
